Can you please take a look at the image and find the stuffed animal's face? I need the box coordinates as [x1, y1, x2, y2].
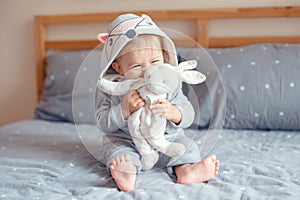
[97, 60, 205, 96]
[144, 64, 180, 95]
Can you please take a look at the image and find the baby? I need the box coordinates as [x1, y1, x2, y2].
[95, 13, 219, 192]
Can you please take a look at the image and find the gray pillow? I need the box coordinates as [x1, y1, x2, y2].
[34, 50, 101, 124]
[178, 44, 300, 130]
[35, 44, 300, 130]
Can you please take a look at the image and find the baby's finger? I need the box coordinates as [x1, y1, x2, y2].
[129, 93, 142, 103]
[158, 98, 169, 104]
[160, 112, 168, 118]
[150, 103, 164, 110]
[136, 99, 145, 108]
[151, 107, 165, 114]
[130, 92, 141, 100]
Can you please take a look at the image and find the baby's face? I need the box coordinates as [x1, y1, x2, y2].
[114, 49, 164, 79]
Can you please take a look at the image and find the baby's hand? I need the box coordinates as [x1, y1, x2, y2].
[121, 90, 145, 119]
[150, 99, 182, 124]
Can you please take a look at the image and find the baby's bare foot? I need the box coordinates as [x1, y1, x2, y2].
[175, 155, 219, 184]
[110, 154, 137, 192]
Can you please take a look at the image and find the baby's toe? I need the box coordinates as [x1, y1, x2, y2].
[111, 159, 117, 166]
[115, 156, 121, 165]
[124, 154, 131, 162]
[211, 155, 217, 162]
[119, 155, 125, 163]
[216, 160, 220, 168]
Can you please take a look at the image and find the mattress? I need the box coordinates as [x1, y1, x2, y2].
[1, 119, 299, 199]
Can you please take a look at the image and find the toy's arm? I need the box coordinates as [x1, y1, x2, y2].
[97, 78, 144, 96]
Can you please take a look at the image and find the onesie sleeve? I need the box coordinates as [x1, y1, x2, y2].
[166, 87, 195, 129]
[95, 90, 127, 133]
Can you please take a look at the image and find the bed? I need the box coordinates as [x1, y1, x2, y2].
[1, 6, 300, 199]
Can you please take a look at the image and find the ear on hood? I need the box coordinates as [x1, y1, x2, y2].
[97, 13, 179, 96]
[97, 33, 109, 44]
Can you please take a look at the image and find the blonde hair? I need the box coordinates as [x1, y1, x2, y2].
[117, 34, 170, 63]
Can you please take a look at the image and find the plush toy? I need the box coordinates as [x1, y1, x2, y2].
[98, 60, 206, 170]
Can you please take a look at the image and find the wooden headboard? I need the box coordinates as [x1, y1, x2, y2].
[34, 6, 300, 101]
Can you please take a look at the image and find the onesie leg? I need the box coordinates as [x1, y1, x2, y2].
[98, 135, 142, 173]
[140, 152, 159, 171]
[166, 133, 201, 178]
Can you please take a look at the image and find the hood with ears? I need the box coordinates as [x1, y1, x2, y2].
[97, 13, 178, 86]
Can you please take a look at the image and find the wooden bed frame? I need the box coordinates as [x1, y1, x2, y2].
[34, 6, 300, 101]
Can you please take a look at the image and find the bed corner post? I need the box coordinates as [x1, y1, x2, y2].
[34, 16, 46, 104]
[196, 19, 209, 48]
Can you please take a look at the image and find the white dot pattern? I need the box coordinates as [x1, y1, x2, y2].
[216, 44, 299, 129]
[38, 50, 101, 124]
[279, 112, 284, 116]
[262, 46, 268, 50]
[4, 46, 296, 198]
[0, 116, 299, 198]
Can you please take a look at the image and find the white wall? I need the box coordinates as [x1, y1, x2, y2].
[1, 0, 300, 126]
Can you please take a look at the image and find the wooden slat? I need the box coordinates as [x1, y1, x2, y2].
[196, 19, 209, 48]
[166, 6, 300, 19]
[209, 36, 300, 48]
[38, 12, 126, 24]
[45, 39, 201, 50]
[45, 39, 206, 50]
[45, 40, 102, 50]
[35, 17, 46, 102]
[36, 6, 300, 25]
[44, 36, 300, 50]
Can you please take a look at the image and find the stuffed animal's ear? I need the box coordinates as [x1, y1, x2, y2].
[97, 33, 109, 44]
[178, 60, 206, 84]
[181, 71, 206, 84]
[178, 60, 197, 72]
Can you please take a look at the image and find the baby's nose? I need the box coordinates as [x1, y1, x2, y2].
[141, 65, 151, 76]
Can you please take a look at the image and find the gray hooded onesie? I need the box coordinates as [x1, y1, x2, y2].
[95, 13, 203, 174]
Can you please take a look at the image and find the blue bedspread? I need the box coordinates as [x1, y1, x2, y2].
[0, 120, 299, 199]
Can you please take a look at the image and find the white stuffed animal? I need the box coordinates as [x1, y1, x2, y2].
[98, 60, 206, 170]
